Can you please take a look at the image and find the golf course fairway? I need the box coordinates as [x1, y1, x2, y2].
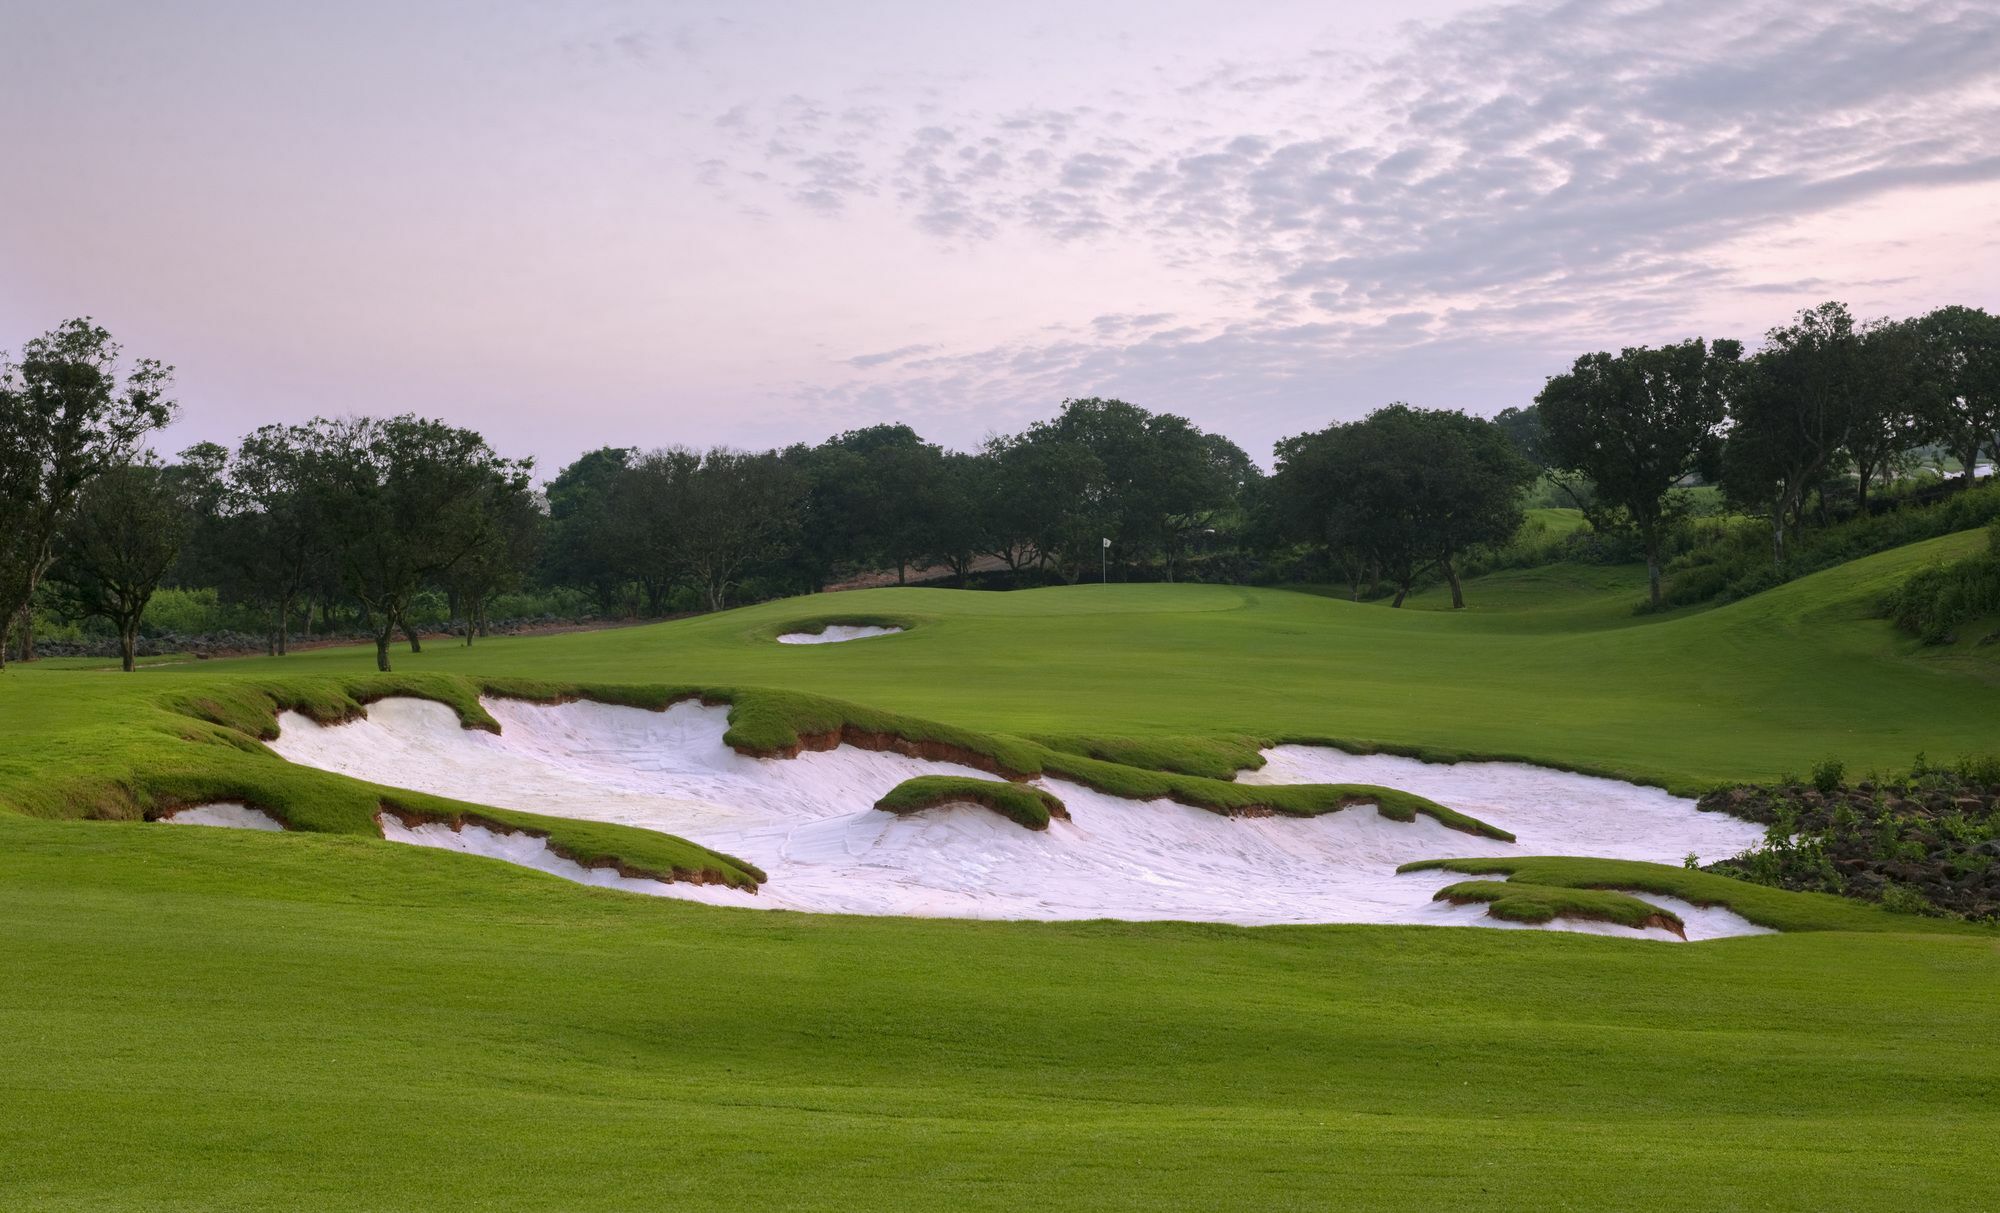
[4, 534, 1998, 1210]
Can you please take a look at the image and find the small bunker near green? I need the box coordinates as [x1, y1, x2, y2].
[264, 695, 1771, 938]
[776, 623, 905, 644]
[159, 803, 286, 831]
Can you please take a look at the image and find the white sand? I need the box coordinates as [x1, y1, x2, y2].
[262, 696, 1774, 939]
[1239, 745, 1761, 868]
[776, 625, 903, 644]
[159, 802, 286, 831]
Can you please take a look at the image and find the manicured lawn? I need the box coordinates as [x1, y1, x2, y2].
[2, 531, 1998, 1210]
[3, 817, 1997, 1212]
[62, 526, 1994, 791]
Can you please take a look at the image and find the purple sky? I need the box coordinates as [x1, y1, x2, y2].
[3, 0, 1997, 475]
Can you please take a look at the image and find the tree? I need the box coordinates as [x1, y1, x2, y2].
[813, 424, 946, 584]
[1144, 418, 1253, 581]
[1271, 406, 1532, 608]
[1492, 404, 1548, 468]
[0, 319, 175, 667]
[443, 473, 543, 643]
[1723, 303, 1861, 564]
[1537, 336, 1740, 606]
[1917, 305, 2000, 492]
[924, 451, 998, 586]
[195, 424, 336, 655]
[1845, 317, 1931, 512]
[48, 453, 200, 671]
[314, 415, 529, 672]
[662, 447, 806, 611]
[983, 429, 1108, 582]
[607, 451, 689, 615]
[542, 447, 634, 613]
[1267, 427, 1382, 600]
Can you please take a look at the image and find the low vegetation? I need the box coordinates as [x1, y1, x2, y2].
[1885, 521, 2000, 643]
[1700, 755, 2000, 921]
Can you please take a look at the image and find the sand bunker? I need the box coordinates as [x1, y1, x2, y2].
[1239, 746, 1758, 868]
[776, 624, 903, 644]
[160, 803, 286, 831]
[264, 696, 1771, 938]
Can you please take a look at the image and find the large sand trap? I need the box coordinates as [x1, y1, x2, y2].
[264, 696, 1772, 938]
[160, 803, 286, 831]
[776, 624, 903, 644]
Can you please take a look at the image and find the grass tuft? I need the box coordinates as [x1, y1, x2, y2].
[874, 776, 1068, 830]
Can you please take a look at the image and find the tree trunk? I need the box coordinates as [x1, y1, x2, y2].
[1646, 542, 1663, 608]
[1391, 581, 1410, 608]
[374, 629, 393, 673]
[120, 626, 137, 673]
[1771, 506, 1787, 566]
[276, 596, 291, 656]
[1442, 556, 1465, 610]
[896, 562, 906, 586]
[403, 619, 422, 653]
[1856, 462, 1872, 514]
[1963, 440, 1983, 492]
[17, 605, 34, 663]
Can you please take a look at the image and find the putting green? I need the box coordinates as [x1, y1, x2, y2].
[2, 533, 1997, 1210]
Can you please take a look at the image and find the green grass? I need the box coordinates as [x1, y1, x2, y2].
[4, 530, 2000, 1208]
[875, 775, 1069, 829]
[1398, 856, 1990, 935]
[64, 527, 1985, 794]
[1433, 878, 1688, 933]
[4, 817, 1998, 1211]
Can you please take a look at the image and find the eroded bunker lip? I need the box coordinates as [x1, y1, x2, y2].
[245, 694, 1771, 938]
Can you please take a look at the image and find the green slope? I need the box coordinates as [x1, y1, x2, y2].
[58, 527, 1994, 791]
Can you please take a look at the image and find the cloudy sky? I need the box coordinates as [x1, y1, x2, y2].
[3, 0, 1997, 472]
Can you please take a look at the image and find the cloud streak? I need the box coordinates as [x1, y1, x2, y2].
[701, 0, 2000, 453]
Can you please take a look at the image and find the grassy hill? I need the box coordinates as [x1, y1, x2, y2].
[83, 526, 1997, 791]
[3, 531, 1998, 1210]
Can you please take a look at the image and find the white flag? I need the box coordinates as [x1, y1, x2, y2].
[1102, 537, 1111, 548]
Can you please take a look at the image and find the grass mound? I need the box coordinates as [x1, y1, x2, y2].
[377, 803, 766, 890]
[1434, 879, 1687, 936]
[1033, 733, 1268, 780]
[875, 776, 1068, 830]
[1399, 856, 1995, 935]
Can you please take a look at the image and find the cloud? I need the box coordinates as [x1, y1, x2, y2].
[696, 0, 2000, 445]
[845, 343, 939, 369]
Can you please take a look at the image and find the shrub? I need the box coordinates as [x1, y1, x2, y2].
[1812, 758, 1846, 797]
[1885, 523, 2000, 644]
[1660, 481, 2000, 610]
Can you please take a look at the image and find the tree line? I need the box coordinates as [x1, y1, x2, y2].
[3, 301, 1995, 669]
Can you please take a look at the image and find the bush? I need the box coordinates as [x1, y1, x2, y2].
[1885, 522, 2000, 644]
[1812, 758, 1845, 797]
[1660, 481, 2000, 610]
